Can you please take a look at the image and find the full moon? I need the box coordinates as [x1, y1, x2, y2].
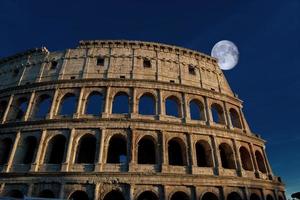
[211, 40, 239, 70]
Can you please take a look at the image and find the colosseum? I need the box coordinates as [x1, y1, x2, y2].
[0, 40, 285, 200]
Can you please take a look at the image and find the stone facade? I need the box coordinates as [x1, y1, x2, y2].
[0, 40, 285, 200]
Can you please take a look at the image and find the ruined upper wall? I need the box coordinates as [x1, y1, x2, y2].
[0, 40, 233, 97]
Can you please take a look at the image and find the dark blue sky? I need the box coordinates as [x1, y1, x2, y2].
[1, 0, 299, 196]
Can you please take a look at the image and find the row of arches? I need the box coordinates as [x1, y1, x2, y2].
[5, 188, 283, 200]
[0, 133, 268, 174]
[0, 90, 243, 129]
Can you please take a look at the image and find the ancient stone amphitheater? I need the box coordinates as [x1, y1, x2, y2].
[0, 40, 285, 200]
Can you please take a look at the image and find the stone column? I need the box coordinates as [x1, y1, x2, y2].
[1, 94, 14, 123]
[130, 88, 138, 118]
[223, 102, 233, 129]
[5, 131, 21, 172]
[158, 90, 165, 119]
[129, 129, 137, 172]
[210, 135, 220, 175]
[95, 129, 105, 171]
[182, 93, 189, 123]
[61, 129, 75, 172]
[249, 143, 260, 177]
[159, 131, 168, 172]
[74, 87, 85, 118]
[17, 64, 27, 86]
[58, 49, 71, 80]
[204, 97, 212, 126]
[187, 133, 196, 173]
[81, 48, 93, 79]
[94, 183, 101, 200]
[232, 139, 242, 177]
[30, 130, 47, 172]
[36, 52, 50, 82]
[24, 91, 36, 121]
[102, 87, 111, 117]
[48, 89, 59, 119]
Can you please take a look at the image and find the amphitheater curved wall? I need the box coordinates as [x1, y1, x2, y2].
[0, 40, 285, 200]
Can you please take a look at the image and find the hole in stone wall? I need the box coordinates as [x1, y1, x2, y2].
[0, 138, 13, 165]
[219, 143, 236, 169]
[168, 138, 186, 166]
[85, 91, 103, 116]
[76, 134, 96, 164]
[189, 99, 204, 120]
[239, 146, 253, 171]
[103, 191, 125, 200]
[143, 59, 151, 68]
[97, 57, 105, 66]
[196, 140, 213, 167]
[227, 192, 242, 200]
[22, 136, 38, 164]
[46, 134, 66, 164]
[69, 190, 89, 200]
[50, 61, 58, 69]
[255, 150, 267, 173]
[201, 192, 219, 200]
[112, 92, 129, 114]
[170, 191, 190, 200]
[107, 135, 127, 164]
[211, 103, 225, 125]
[165, 96, 180, 118]
[138, 93, 156, 115]
[137, 191, 158, 200]
[188, 65, 196, 75]
[58, 93, 77, 116]
[138, 136, 156, 164]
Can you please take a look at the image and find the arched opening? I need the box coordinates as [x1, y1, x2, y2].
[250, 193, 261, 200]
[76, 134, 96, 164]
[165, 96, 181, 118]
[227, 192, 242, 200]
[45, 135, 66, 164]
[266, 195, 274, 200]
[68, 190, 89, 200]
[0, 138, 13, 165]
[196, 140, 213, 167]
[239, 146, 253, 171]
[168, 138, 186, 166]
[202, 192, 219, 200]
[59, 93, 77, 116]
[85, 91, 103, 115]
[170, 191, 189, 200]
[15, 97, 29, 120]
[34, 94, 52, 119]
[39, 189, 55, 198]
[138, 136, 156, 164]
[229, 108, 242, 129]
[219, 143, 236, 169]
[22, 136, 38, 164]
[8, 190, 24, 198]
[107, 135, 127, 164]
[278, 196, 284, 200]
[137, 191, 158, 200]
[139, 93, 156, 115]
[0, 100, 8, 120]
[103, 190, 125, 200]
[255, 150, 267, 173]
[189, 99, 204, 120]
[112, 92, 129, 114]
[211, 103, 225, 125]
